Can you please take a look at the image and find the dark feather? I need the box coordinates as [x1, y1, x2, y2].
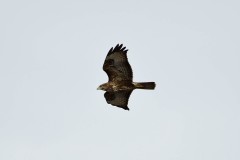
[103, 44, 133, 82]
[104, 90, 133, 110]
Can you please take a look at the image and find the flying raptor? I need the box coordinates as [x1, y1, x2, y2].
[97, 44, 156, 110]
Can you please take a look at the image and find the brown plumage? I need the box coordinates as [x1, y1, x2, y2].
[97, 44, 156, 110]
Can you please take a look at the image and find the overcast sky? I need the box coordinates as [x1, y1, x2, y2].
[0, 0, 240, 160]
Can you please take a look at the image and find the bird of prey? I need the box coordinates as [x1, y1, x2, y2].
[97, 44, 156, 110]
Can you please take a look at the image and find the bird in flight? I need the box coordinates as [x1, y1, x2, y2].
[97, 44, 156, 110]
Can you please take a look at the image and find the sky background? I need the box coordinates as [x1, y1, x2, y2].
[0, 0, 240, 160]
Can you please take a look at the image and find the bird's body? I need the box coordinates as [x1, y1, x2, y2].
[98, 81, 134, 92]
[99, 81, 154, 92]
[97, 44, 156, 110]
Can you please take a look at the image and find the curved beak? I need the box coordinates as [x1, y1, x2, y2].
[97, 86, 101, 90]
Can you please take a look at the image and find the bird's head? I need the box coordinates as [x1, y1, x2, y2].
[97, 83, 108, 91]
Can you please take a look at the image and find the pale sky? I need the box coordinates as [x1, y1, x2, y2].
[0, 0, 240, 160]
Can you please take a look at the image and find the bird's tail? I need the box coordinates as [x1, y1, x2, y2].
[133, 82, 156, 90]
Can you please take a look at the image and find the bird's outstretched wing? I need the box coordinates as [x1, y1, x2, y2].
[103, 44, 133, 82]
[104, 90, 133, 110]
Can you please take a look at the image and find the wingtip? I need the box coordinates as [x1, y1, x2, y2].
[116, 105, 129, 110]
[123, 106, 130, 110]
[107, 47, 113, 54]
[107, 44, 128, 55]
